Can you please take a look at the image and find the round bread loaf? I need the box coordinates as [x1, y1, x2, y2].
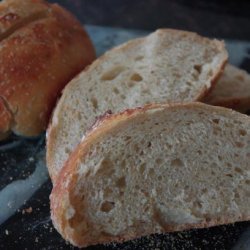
[0, 0, 95, 139]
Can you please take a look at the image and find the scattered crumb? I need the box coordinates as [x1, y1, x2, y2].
[22, 207, 33, 214]
[25, 207, 33, 213]
[28, 157, 34, 162]
[5, 230, 9, 235]
[7, 201, 13, 208]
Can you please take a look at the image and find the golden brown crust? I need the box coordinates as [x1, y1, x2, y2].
[0, 0, 95, 138]
[50, 102, 250, 248]
[0, 0, 49, 36]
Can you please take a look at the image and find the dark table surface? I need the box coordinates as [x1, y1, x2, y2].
[50, 0, 250, 40]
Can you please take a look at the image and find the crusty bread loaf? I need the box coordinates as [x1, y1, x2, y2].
[0, 0, 49, 37]
[47, 29, 227, 183]
[0, 0, 95, 139]
[206, 64, 250, 113]
[50, 102, 250, 247]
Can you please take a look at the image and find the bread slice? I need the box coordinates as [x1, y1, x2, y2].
[50, 102, 250, 247]
[47, 29, 228, 183]
[206, 64, 250, 113]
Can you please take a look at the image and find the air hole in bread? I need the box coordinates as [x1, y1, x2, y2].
[113, 87, 120, 94]
[211, 170, 216, 176]
[139, 150, 144, 156]
[171, 158, 184, 168]
[245, 180, 250, 185]
[239, 129, 247, 136]
[91, 97, 98, 110]
[173, 71, 181, 78]
[77, 112, 82, 121]
[172, 182, 179, 189]
[130, 73, 143, 82]
[156, 158, 163, 165]
[116, 176, 126, 189]
[226, 162, 232, 168]
[218, 155, 222, 161]
[100, 201, 115, 213]
[201, 188, 208, 194]
[158, 175, 163, 181]
[142, 89, 150, 95]
[207, 69, 213, 77]
[139, 163, 146, 174]
[135, 55, 144, 61]
[205, 217, 212, 223]
[212, 118, 220, 124]
[127, 82, 135, 88]
[186, 81, 193, 86]
[103, 187, 113, 198]
[235, 192, 240, 199]
[65, 147, 71, 154]
[97, 158, 114, 175]
[121, 94, 126, 100]
[213, 127, 222, 136]
[225, 173, 233, 178]
[197, 150, 202, 155]
[125, 136, 132, 142]
[236, 75, 244, 81]
[134, 144, 140, 153]
[193, 200, 202, 209]
[120, 160, 126, 169]
[148, 168, 155, 177]
[101, 66, 125, 81]
[147, 142, 152, 148]
[235, 141, 244, 148]
[235, 167, 243, 174]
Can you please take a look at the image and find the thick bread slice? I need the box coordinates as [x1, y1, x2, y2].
[206, 64, 250, 113]
[50, 102, 250, 248]
[47, 29, 228, 183]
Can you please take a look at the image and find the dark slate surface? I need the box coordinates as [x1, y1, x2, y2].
[48, 0, 250, 40]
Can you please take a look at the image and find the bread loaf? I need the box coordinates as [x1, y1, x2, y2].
[47, 28, 227, 183]
[206, 64, 250, 113]
[50, 102, 250, 247]
[0, 0, 95, 139]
